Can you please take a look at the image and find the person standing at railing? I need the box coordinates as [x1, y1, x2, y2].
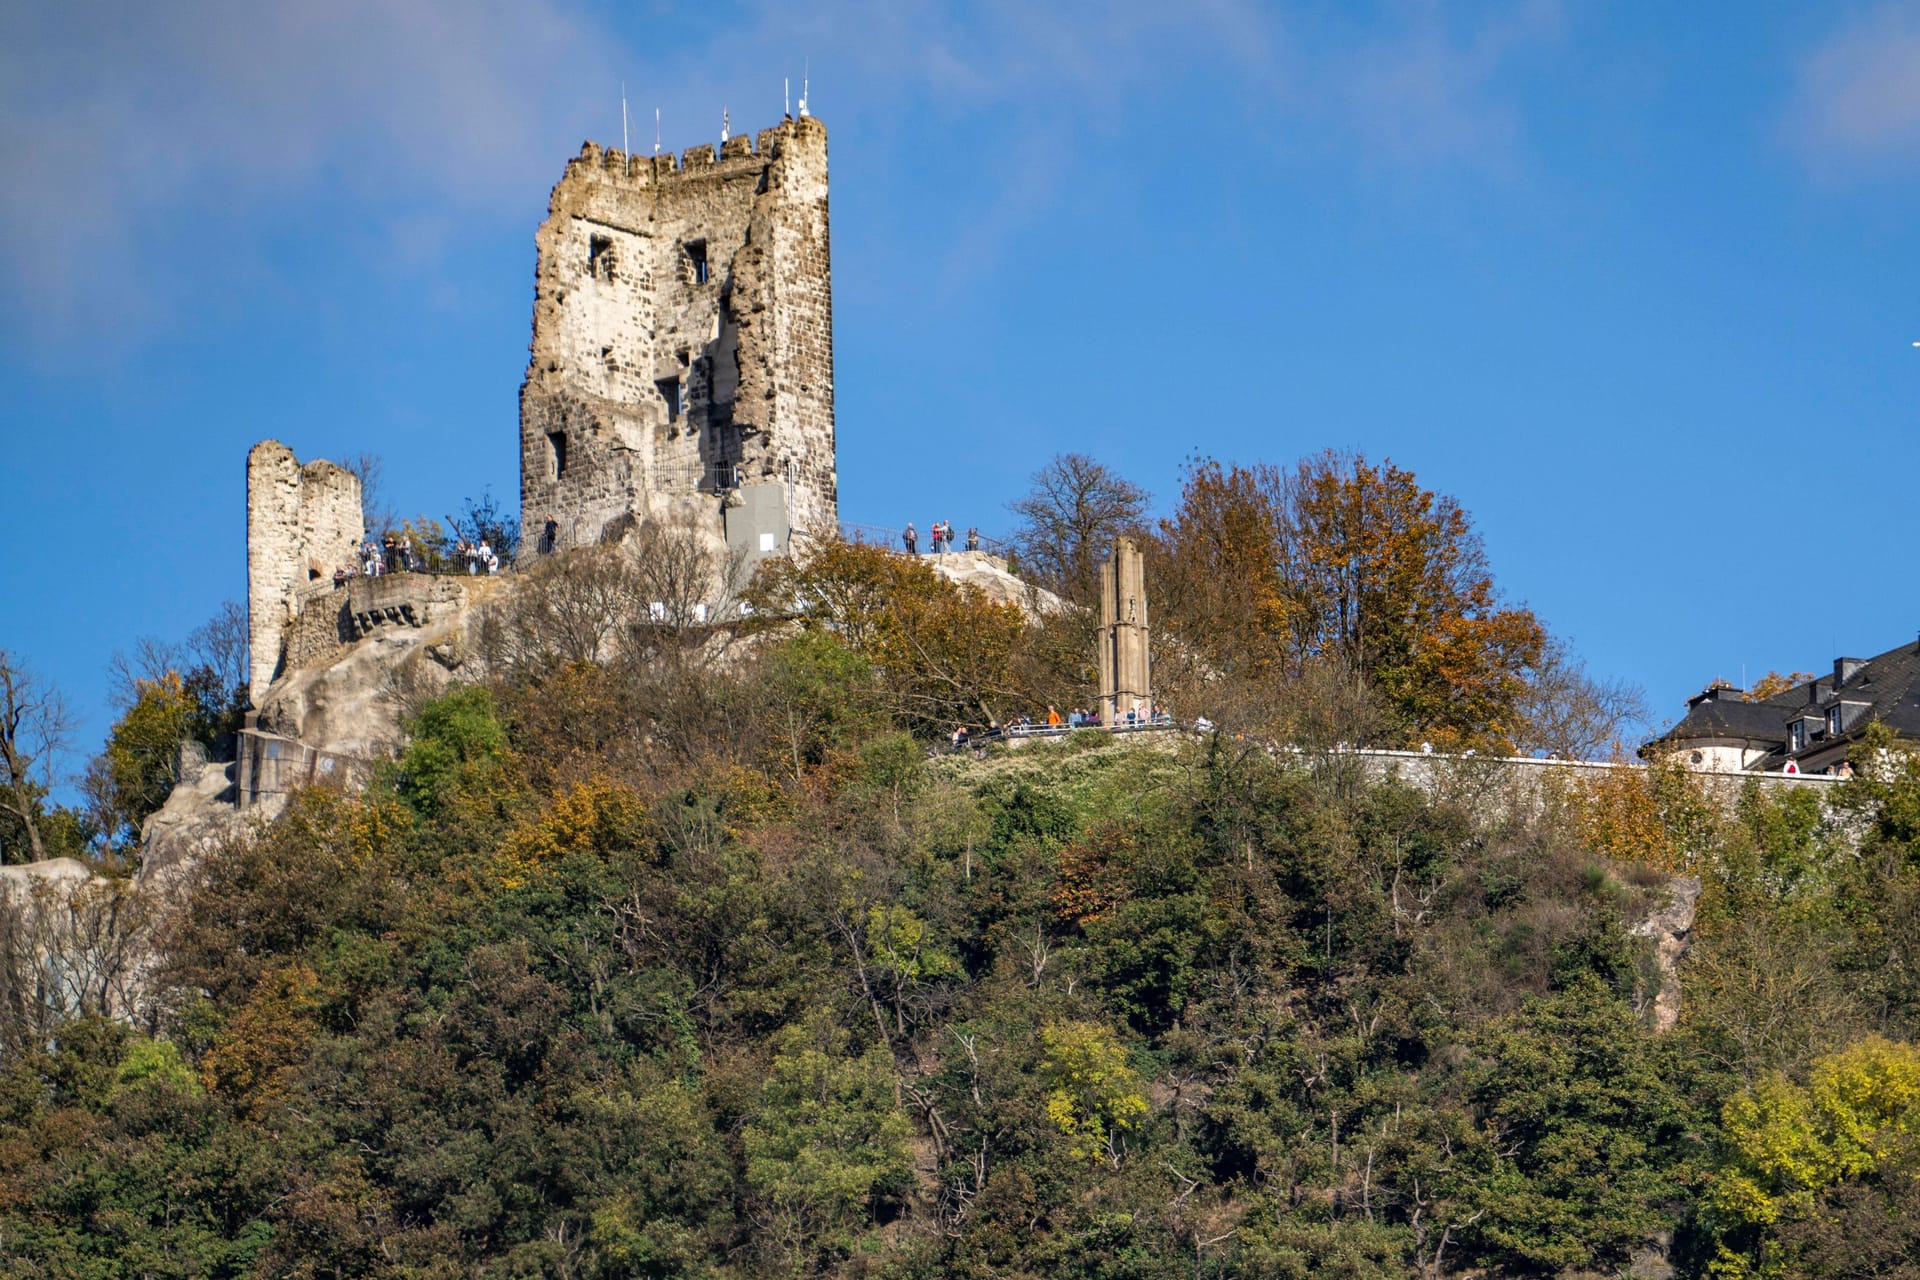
[966, 526, 979, 552]
[902, 523, 917, 555]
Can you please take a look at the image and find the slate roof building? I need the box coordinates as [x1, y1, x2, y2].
[1649, 637, 1920, 775]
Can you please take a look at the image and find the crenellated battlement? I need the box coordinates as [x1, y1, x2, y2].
[559, 116, 826, 204]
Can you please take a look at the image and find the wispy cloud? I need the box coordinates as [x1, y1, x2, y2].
[0, 0, 612, 347]
[0, 0, 1564, 358]
[1330, 0, 1565, 167]
[1788, 1, 1920, 173]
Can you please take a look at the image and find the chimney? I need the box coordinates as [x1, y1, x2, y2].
[1836, 657, 1867, 687]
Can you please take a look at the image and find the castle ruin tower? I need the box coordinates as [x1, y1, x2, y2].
[518, 116, 836, 561]
[1097, 537, 1151, 725]
[246, 441, 364, 704]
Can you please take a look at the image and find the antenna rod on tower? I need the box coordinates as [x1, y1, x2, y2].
[654, 107, 661, 155]
[785, 76, 790, 119]
[621, 82, 630, 175]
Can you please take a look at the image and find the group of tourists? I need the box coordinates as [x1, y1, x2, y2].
[900, 521, 980, 555]
[351, 534, 424, 580]
[455, 539, 500, 575]
[329, 532, 498, 584]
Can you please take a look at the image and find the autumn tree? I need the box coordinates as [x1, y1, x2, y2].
[1007, 453, 1150, 605]
[106, 601, 250, 757]
[749, 539, 1032, 732]
[1152, 451, 1546, 749]
[1745, 670, 1815, 702]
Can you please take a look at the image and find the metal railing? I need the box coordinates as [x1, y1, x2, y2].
[939, 712, 1182, 754]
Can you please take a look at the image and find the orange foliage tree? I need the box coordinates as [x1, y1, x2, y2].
[1746, 670, 1816, 702]
[1151, 452, 1545, 749]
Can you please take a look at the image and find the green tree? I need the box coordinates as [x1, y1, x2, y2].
[1467, 979, 1690, 1273]
[749, 539, 1033, 732]
[741, 1023, 914, 1271]
[95, 670, 198, 845]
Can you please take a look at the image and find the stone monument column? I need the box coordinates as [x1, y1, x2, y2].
[1097, 537, 1150, 724]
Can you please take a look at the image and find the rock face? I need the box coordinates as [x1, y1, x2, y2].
[242, 575, 503, 808]
[0, 857, 150, 1028]
[925, 551, 1065, 619]
[246, 442, 364, 702]
[519, 117, 836, 557]
[138, 760, 245, 889]
[1634, 875, 1703, 1033]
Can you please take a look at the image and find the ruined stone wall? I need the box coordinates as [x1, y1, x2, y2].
[281, 588, 354, 675]
[519, 116, 835, 552]
[247, 441, 364, 702]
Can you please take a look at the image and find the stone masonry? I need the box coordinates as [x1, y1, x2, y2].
[1097, 537, 1151, 724]
[246, 441, 364, 702]
[519, 115, 836, 553]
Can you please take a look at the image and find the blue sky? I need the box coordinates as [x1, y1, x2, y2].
[4, 0, 1920, 769]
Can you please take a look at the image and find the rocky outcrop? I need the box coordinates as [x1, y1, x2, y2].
[255, 574, 504, 769]
[926, 550, 1065, 619]
[1634, 875, 1703, 1033]
[0, 857, 150, 1030]
[137, 760, 246, 891]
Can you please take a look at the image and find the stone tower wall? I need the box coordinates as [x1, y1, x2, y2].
[1097, 537, 1152, 724]
[519, 116, 835, 551]
[246, 441, 363, 702]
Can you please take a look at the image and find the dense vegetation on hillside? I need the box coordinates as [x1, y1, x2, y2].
[7, 628, 1920, 1276]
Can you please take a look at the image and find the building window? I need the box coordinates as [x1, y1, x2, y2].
[588, 234, 615, 280]
[685, 240, 709, 285]
[1790, 721, 1807, 751]
[547, 431, 568, 479]
[657, 377, 682, 423]
[1829, 706, 1844, 736]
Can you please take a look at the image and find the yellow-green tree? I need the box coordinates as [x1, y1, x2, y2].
[741, 1024, 914, 1271]
[1040, 1020, 1149, 1165]
[95, 670, 198, 845]
[1708, 1036, 1920, 1277]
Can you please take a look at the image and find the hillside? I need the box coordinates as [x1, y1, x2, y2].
[7, 627, 1919, 1278]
